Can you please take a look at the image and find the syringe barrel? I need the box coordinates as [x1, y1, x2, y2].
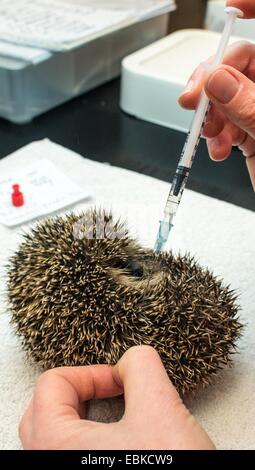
[178, 7, 243, 170]
[164, 165, 190, 218]
[178, 92, 209, 169]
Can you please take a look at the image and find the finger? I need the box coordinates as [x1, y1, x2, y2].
[19, 399, 34, 449]
[33, 365, 123, 427]
[203, 105, 226, 138]
[179, 41, 255, 109]
[205, 65, 255, 140]
[206, 119, 255, 189]
[113, 346, 182, 421]
[207, 127, 233, 161]
[208, 118, 255, 155]
[211, 120, 255, 189]
[231, 124, 255, 156]
[206, 120, 245, 160]
[179, 60, 213, 109]
[227, 0, 255, 18]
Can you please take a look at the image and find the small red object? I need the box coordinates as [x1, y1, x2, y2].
[12, 184, 24, 207]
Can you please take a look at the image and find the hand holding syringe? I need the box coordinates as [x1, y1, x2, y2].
[154, 7, 244, 254]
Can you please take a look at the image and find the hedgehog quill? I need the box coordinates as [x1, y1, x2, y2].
[7, 209, 242, 394]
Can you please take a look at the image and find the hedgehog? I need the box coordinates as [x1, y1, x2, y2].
[7, 209, 242, 394]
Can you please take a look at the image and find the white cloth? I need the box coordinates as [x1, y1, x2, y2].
[0, 139, 254, 450]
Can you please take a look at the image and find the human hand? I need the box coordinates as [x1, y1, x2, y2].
[19, 346, 215, 450]
[179, 0, 255, 190]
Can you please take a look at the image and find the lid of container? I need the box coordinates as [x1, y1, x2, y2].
[0, 0, 176, 53]
[122, 28, 250, 85]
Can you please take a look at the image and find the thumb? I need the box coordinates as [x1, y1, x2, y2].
[205, 65, 255, 140]
[113, 345, 183, 420]
[114, 346, 215, 450]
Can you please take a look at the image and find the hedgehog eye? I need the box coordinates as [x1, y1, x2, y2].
[110, 258, 144, 278]
[127, 261, 144, 278]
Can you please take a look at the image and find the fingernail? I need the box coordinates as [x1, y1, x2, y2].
[208, 137, 220, 161]
[180, 79, 195, 96]
[208, 135, 228, 161]
[246, 157, 255, 192]
[206, 70, 240, 104]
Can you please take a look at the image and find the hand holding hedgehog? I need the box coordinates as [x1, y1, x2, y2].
[19, 346, 215, 450]
[179, 0, 255, 190]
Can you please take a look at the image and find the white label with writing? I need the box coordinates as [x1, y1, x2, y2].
[0, 159, 91, 227]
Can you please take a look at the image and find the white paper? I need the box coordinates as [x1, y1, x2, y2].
[0, 159, 91, 227]
[0, 40, 51, 64]
[0, 0, 174, 52]
[0, 0, 132, 51]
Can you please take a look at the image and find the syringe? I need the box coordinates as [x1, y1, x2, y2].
[154, 6, 244, 254]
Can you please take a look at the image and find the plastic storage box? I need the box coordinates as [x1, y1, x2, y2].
[120, 29, 246, 133]
[0, 3, 175, 124]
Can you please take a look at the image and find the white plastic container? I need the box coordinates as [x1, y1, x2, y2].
[0, 5, 175, 124]
[206, 0, 255, 39]
[120, 29, 246, 133]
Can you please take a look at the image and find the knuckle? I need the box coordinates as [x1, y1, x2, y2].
[232, 40, 253, 51]
[237, 98, 255, 131]
[227, 40, 254, 58]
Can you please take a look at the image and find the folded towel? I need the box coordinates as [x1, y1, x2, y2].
[0, 139, 254, 450]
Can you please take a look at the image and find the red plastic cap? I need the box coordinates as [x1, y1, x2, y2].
[12, 184, 24, 207]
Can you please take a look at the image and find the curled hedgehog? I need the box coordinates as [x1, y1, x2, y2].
[7, 209, 242, 394]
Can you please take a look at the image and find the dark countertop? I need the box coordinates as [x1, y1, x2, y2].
[0, 78, 254, 212]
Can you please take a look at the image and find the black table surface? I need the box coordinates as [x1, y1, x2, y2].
[0, 78, 254, 212]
